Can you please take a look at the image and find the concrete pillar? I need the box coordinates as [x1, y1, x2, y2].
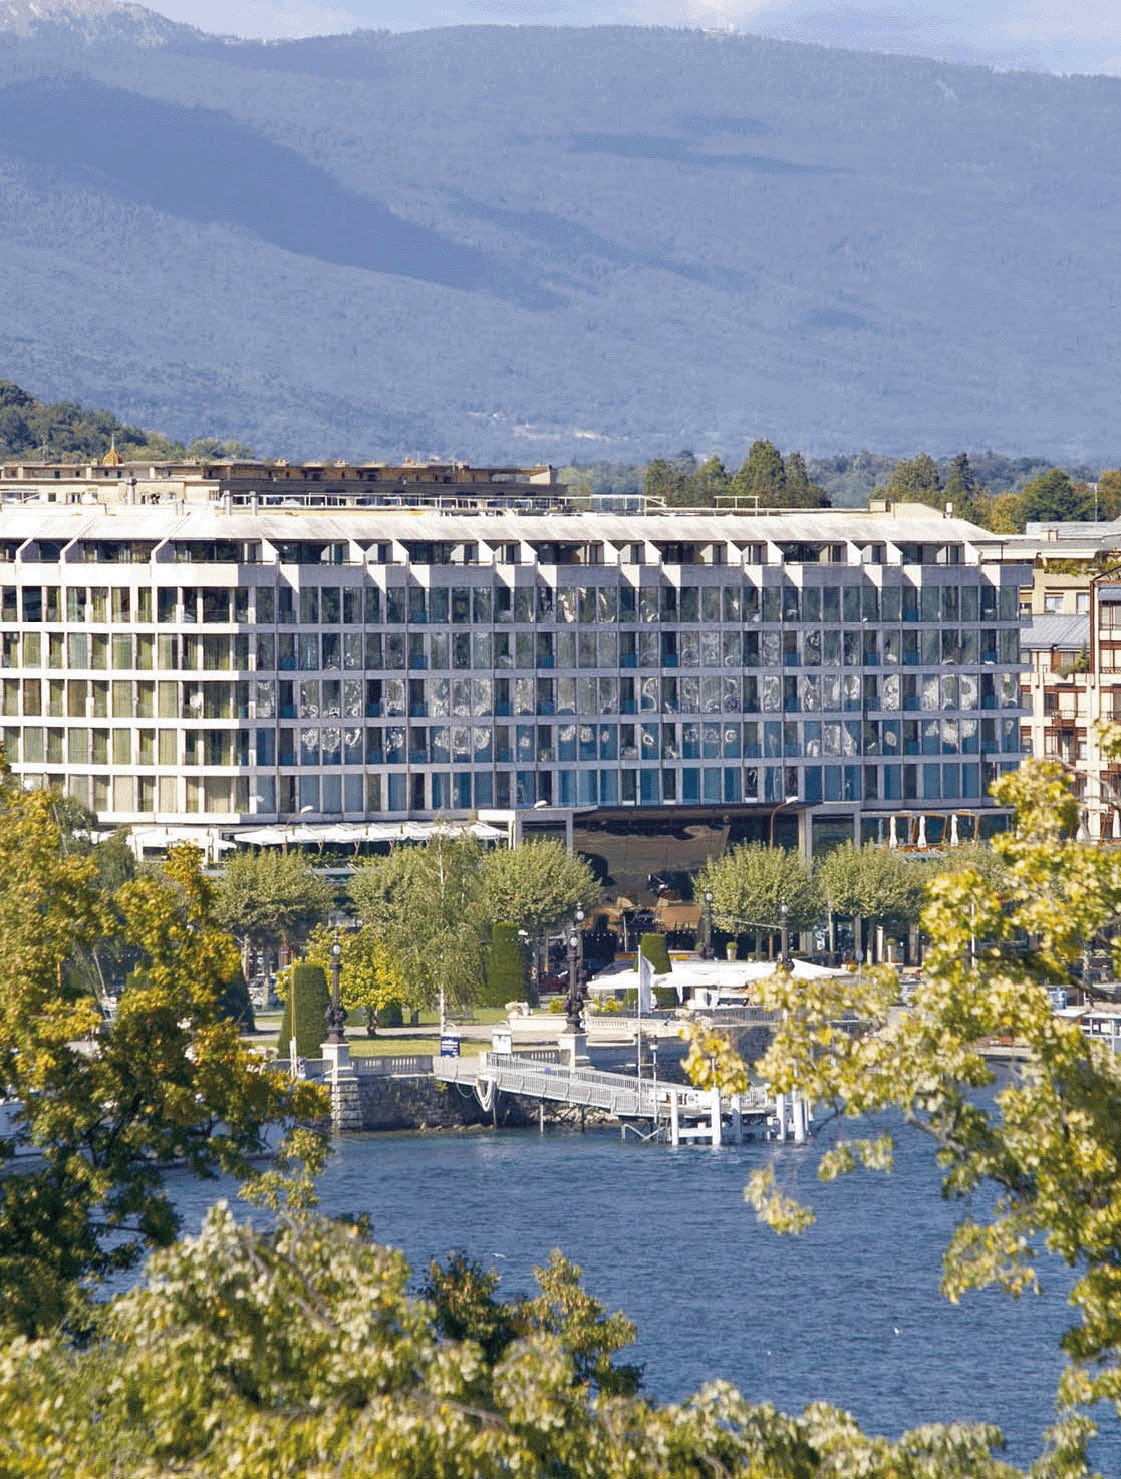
[321, 1041, 361, 1132]
[669, 1090, 680, 1147]
[792, 1091, 806, 1144]
[557, 1031, 589, 1069]
[709, 1086, 722, 1147]
[774, 1092, 786, 1142]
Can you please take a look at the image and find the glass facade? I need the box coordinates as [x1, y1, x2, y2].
[0, 509, 1029, 842]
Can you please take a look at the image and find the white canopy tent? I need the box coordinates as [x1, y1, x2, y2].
[228, 819, 507, 849]
[587, 955, 846, 1004]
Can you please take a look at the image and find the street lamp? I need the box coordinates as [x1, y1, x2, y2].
[779, 900, 792, 970]
[701, 886, 714, 959]
[324, 930, 347, 1044]
[769, 793, 799, 849]
[565, 906, 585, 1032]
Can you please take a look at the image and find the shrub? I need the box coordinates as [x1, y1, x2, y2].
[483, 923, 528, 1007]
[639, 932, 671, 974]
[276, 962, 329, 1059]
[376, 1001, 404, 1028]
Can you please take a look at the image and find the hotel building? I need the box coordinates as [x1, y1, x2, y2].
[0, 463, 1029, 857]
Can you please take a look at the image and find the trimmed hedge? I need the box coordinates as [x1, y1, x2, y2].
[484, 923, 529, 1007]
[277, 962, 330, 1059]
[639, 932, 671, 974]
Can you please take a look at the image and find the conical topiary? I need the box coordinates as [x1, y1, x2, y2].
[276, 962, 330, 1059]
[483, 923, 529, 1007]
[639, 932, 671, 975]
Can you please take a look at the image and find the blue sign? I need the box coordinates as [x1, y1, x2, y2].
[439, 1035, 461, 1057]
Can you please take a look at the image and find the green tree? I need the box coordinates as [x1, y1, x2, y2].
[483, 922, 530, 1006]
[1017, 467, 1094, 525]
[736, 758, 1121, 1472]
[276, 961, 330, 1059]
[782, 450, 830, 507]
[349, 835, 489, 1016]
[305, 923, 408, 1035]
[643, 456, 688, 506]
[698, 843, 819, 956]
[816, 841, 926, 957]
[479, 839, 597, 944]
[944, 452, 992, 524]
[882, 452, 942, 505]
[0, 792, 327, 1337]
[0, 1201, 1020, 1477]
[639, 931, 671, 974]
[731, 438, 785, 504]
[1097, 469, 1121, 521]
[689, 454, 731, 506]
[213, 849, 335, 978]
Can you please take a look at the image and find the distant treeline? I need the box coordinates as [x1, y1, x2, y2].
[560, 446, 1119, 531]
[0, 381, 253, 465]
[4, 378, 1114, 535]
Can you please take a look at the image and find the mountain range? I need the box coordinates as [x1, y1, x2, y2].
[0, 0, 1119, 464]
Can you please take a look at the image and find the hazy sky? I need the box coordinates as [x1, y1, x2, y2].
[147, 0, 1121, 75]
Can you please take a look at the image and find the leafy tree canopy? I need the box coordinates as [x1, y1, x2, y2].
[0, 1200, 1021, 1478]
[1017, 467, 1095, 525]
[736, 759, 1121, 1472]
[0, 380, 254, 464]
[698, 842, 820, 936]
[0, 783, 328, 1337]
[213, 849, 335, 973]
[816, 841, 926, 932]
[479, 838, 597, 939]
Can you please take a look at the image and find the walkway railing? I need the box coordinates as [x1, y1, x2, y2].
[434, 1051, 772, 1122]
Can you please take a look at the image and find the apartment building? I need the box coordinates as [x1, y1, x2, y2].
[1014, 521, 1121, 838]
[0, 480, 1028, 856]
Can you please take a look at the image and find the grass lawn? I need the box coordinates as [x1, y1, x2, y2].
[347, 1037, 442, 1058]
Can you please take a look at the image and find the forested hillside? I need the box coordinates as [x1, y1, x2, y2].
[1, 3, 1120, 464]
[0, 380, 250, 461]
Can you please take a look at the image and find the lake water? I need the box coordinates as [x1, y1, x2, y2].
[163, 1111, 1120, 1474]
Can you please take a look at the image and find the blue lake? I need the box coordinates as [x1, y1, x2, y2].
[163, 1111, 1120, 1473]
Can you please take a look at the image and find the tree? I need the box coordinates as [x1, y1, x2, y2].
[213, 849, 335, 979]
[276, 961, 330, 1059]
[483, 923, 530, 1006]
[642, 456, 689, 506]
[698, 843, 819, 955]
[305, 923, 408, 1034]
[882, 452, 942, 505]
[349, 835, 489, 1016]
[944, 452, 990, 524]
[737, 758, 1121, 1472]
[816, 841, 926, 957]
[479, 839, 597, 944]
[731, 438, 785, 504]
[781, 450, 830, 507]
[0, 1199, 1021, 1478]
[689, 454, 731, 506]
[1017, 467, 1094, 525]
[639, 931, 670, 974]
[1097, 469, 1121, 521]
[0, 790, 328, 1337]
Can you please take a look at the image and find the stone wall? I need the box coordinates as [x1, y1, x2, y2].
[354, 1075, 553, 1132]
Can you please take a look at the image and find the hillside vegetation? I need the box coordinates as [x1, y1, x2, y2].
[1, 6, 1120, 463]
[0, 380, 251, 462]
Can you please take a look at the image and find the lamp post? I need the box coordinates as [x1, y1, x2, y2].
[701, 886, 714, 959]
[565, 905, 585, 1032]
[324, 931, 347, 1044]
[779, 900, 791, 970]
[769, 793, 799, 849]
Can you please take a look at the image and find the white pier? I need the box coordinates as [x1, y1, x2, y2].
[433, 1051, 812, 1146]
